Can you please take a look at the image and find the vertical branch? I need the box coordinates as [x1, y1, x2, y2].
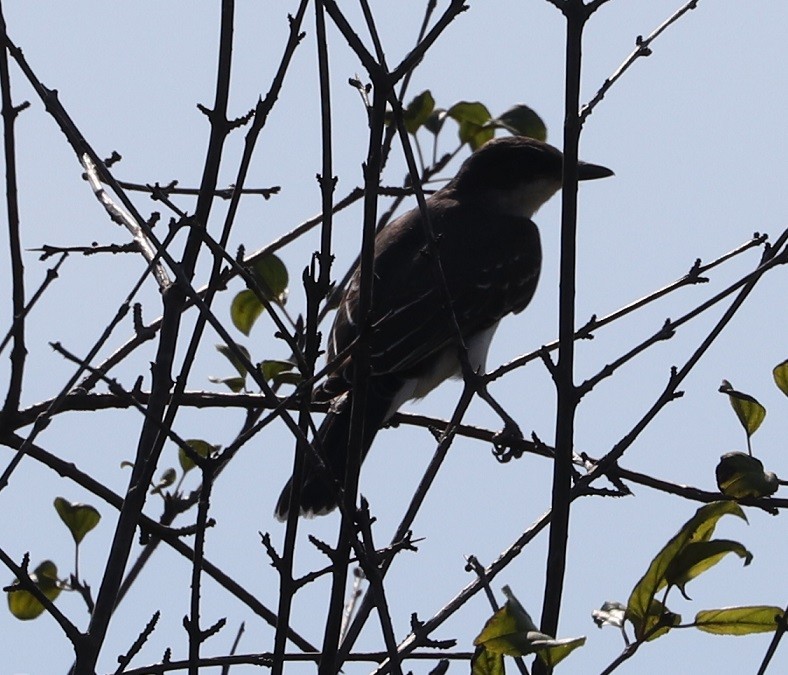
[82, 3, 238, 670]
[539, 0, 588, 654]
[0, 3, 27, 418]
[186, 461, 215, 675]
[273, 2, 333, 672]
[319, 83, 387, 675]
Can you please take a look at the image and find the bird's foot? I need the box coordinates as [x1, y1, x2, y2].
[491, 419, 524, 463]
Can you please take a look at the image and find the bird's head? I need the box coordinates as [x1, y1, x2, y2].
[445, 135, 613, 219]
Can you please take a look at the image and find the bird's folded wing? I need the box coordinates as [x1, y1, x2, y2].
[327, 200, 541, 380]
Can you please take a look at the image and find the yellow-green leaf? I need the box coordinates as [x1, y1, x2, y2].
[178, 439, 218, 473]
[7, 560, 61, 620]
[716, 452, 779, 499]
[208, 375, 246, 393]
[492, 105, 547, 141]
[216, 343, 250, 378]
[447, 101, 494, 150]
[695, 606, 785, 635]
[402, 90, 435, 134]
[424, 108, 447, 136]
[474, 586, 538, 655]
[773, 360, 788, 397]
[250, 254, 288, 305]
[719, 380, 766, 438]
[627, 502, 745, 639]
[259, 359, 302, 385]
[473, 587, 584, 666]
[53, 497, 100, 545]
[231, 289, 265, 336]
[665, 539, 752, 599]
[471, 645, 505, 675]
[633, 599, 682, 642]
[533, 636, 586, 668]
[151, 467, 177, 495]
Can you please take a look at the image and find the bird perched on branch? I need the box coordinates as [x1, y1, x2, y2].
[275, 135, 613, 521]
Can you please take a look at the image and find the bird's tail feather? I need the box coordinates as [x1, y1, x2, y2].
[274, 376, 400, 521]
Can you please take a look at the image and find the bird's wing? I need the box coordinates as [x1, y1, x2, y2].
[324, 196, 541, 389]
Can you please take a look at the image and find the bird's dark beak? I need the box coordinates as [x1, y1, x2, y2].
[577, 161, 614, 181]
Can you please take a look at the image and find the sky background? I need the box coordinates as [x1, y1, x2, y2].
[1, 2, 787, 674]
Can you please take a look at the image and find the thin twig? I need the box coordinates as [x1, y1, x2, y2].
[580, 0, 701, 122]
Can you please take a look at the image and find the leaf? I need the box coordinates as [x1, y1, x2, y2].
[627, 501, 746, 640]
[53, 497, 100, 545]
[215, 343, 251, 378]
[151, 467, 177, 495]
[716, 452, 779, 499]
[665, 539, 752, 599]
[695, 606, 785, 635]
[592, 601, 626, 629]
[231, 255, 289, 336]
[638, 599, 682, 642]
[474, 587, 584, 667]
[402, 90, 435, 134]
[208, 375, 246, 393]
[491, 104, 547, 141]
[447, 101, 494, 150]
[773, 360, 788, 397]
[471, 646, 505, 675]
[231, 289, 265, 336]
[532, 635, 586, 668]
[259, 359, 302, 385]
[178, 439, 218, 474]
[250, 254, 288, 305]
[719, 380, 766, 438]
[424, 108, 447, 136]
[474, 586, 539, 654]
[7, 560, 62, 620]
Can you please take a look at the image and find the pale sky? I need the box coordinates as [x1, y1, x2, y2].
[1, 2, 787, 674]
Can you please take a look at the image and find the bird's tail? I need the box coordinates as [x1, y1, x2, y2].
[274, 376, 400, 521]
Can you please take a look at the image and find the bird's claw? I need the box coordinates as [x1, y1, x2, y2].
[491, 421, 524, 463]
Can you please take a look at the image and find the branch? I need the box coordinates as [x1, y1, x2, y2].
[0, 7, 27, 417]
[580, 0, 701, 122]
[82, 153, 171, 290]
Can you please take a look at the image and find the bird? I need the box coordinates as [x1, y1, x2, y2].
[275, 135, 613, 521]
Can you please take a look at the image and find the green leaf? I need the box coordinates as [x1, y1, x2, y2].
[637, 599, 682, 642]
[665, 539, 752, 599]
[231, 289, 265, 336]
[695, 606, 785, 635]
[471, 646, 505, 675]
[773, 360, 788, 397]
[716, 452, 779, 499]
[178, 439, 218, 474]
[719, 380, 766, 438]
[424, 108, 447, 136]
[216, 343, 250, 378]
[474, 586, 538, 655]
[491, 105, 547, 141]
[627, 501, 746, 640]
[7, 560, 62, 620]
[473, 586, 584, 667]
[532, 635, 586, 668]
[402, 90, 435, 134]
[151, 467, 177, 495]
[231, 255, 289, 336]
[208, 375, 246, 393]
[250, 254, 288, 305]
[53, 497, 100, 545]
[447, 101, 494, 150]
[259, 359, 302, 385]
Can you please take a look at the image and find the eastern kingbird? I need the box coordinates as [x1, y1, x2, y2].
[275, 135, 613, 520]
